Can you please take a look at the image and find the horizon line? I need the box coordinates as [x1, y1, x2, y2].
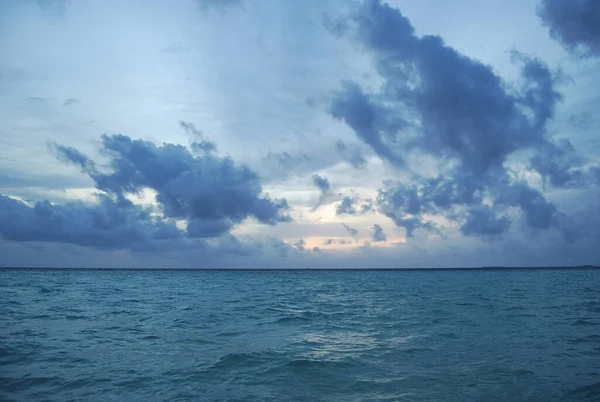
[1, 265, 598, 272]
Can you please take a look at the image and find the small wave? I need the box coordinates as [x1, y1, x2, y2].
[39, 287, 52, 294]
[184, 338, 215, 345]
[568, 381, 600, 401]
[274, 315, 310, 324]
[65, 315, 88, 321]
[572, 319, 600, 326]
[217, 331, 244, 337]
[208, 351, 278, 372]
[568, 334, 600, 345]
[59, 377, 111, 391]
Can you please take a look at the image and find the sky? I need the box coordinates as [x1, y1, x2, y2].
[0, 0, 599, 268]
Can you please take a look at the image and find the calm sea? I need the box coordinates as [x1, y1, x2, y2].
[1, 268, 599, 401]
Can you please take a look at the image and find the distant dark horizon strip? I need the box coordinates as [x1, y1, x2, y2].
[1, 266, 598, 272]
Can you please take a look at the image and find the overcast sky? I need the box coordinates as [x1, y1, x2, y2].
[1, 0, 599, 268]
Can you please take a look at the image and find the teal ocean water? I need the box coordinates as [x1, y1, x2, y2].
[1, 268, 600, 401]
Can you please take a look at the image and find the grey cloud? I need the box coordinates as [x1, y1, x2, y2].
[495, 181, 558, 230]
[336, 196, 356, 215]
[371, 224, 387, 242]
[323, 238, 353, 245]
[375, 173, 480, 237]
[335, 195, 372, 215]
[330, 81, 406, 168]
[0, 193, 183, 250]
[47, 129, 290, 243]
[538, 0, 600, 57]
[529, 139, 584, 188]
[341, 223, 358, 237]
[460, 206, 511, 236]
[311, 174, 331, 211]
[328, 0, 577, 239]
[179, 121, 217, 154]
[330, 0, 562, 177]
[312, 174, 330, 194]
[294, 238, 306, 251]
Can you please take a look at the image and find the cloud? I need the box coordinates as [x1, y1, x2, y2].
[179, 121, 218, 155]
[371, 224, 387, 242]
[335, 195, 372, 215]
[327, 0, 581, 240]
[311, 174, 331, 210]
[341, 223, 358, 237]
[538, 0, 600, 57]
[294, 238, 306, 251]
[460, 206, 511, 236]
[0, 127, 292, 250]
[330, 81, 406, 168]
[0, 193, 183, 250]
[529, 138, 585, 188]
[52, 132, 290, 239]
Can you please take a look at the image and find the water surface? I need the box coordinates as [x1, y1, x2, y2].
[1, 269, 599, 401]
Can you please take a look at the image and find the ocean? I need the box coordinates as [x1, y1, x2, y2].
[1, 268, 599, 401]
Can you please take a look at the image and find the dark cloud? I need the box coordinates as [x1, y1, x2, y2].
[330, 81, 406, 168]
[294, 238, 306, 251]
[0, 127, 293, 251]
[312, 173, 330, 193]
[0, 193, 182, 250]
[328, 0, 579, 240]
[335, 195, 372, 215]
[341, 223, 358, 237]
[495, 180, 558, 230]
[529, 139, 584, 188]
[52, 132, 290, 239]
[538, 0, 600, 57]
[375, 174, 478, 237]
[460, 206, 511, 236]
[371, 224, 387, 242]
[311, 174, 332, 211]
